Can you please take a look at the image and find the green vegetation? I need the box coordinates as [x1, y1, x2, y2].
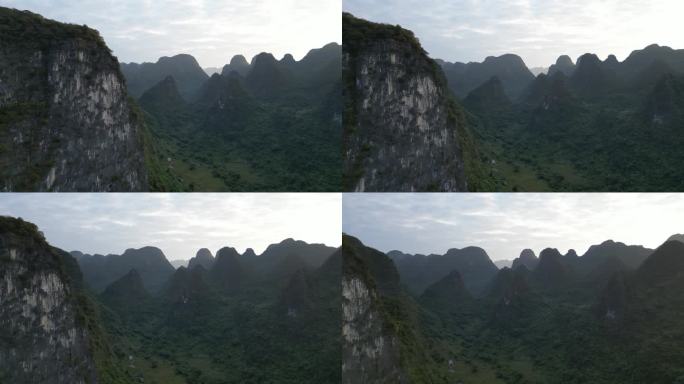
[468, 75, 684, 191]
[342, 12, 425, 56]
[97, 273, 340, 383]
[0, 7, 110, 55]
[142, 102, 340, 192]
[137, 73, 341, 192]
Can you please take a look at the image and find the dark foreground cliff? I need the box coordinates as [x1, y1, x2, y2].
[0, 217, 128, 383]
[343, 13, 488, 192]
[0, 7, 147, 191]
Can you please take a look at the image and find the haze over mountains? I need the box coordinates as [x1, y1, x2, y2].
[448, 42, 684, 191]
[0, 6, 340, 192]
[125, 42, 342, 191]
[343, 233, 684, 383]
[343, 13, 684, 191]
[1, 215, 340, 383]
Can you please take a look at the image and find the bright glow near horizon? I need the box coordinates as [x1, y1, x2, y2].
[0, 0, 341, 67]
[0, 193, 341, 261]
[343, 0, 684, 68]
[343, 193, 684, 261]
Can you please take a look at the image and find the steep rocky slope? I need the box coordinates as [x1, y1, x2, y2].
[343, 13, 487, 192]
[0, 216, 126, 383]
[342, 234, 405, 383]
[0, 7, 147, 191]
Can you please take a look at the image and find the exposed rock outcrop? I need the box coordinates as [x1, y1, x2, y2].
[0, 7, 148, 191]
[343, 13, 473, 192]
[0, 217, 97, 383]
[342, 234, 405, 383]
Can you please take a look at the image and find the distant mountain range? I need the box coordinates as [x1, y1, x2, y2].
[1, 215, 339, 383]
[127, 42, 342, 192]
[343, 233, 684, 383]
[71, 238, 337, 294]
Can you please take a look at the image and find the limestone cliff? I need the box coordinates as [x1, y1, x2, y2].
[343, 13, 482, 192]
[342, 235, 405, 383]
[0, 7, 147, 191]
[0, 217, 99, 383]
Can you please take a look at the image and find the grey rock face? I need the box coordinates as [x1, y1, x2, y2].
[0, 8, 147, 191]
[342, 274, 404, 383]
[343, 28, 467, 191]
[0, 218, 97, 383]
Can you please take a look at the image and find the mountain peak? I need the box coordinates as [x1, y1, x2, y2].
[512, 248, 539, 271]
[242, 248, 257, 257]
[565, 249, 578, 258]
[571, 53, 612, 96]
[643, 43, 671, 52]
[221, 54, 251, 77]
[281, 53, 296, 65]
[158, 53, 201, 67]
[520, 249, 536, 258]
[576, 53, 601, 67]
[230, 54, 249, 66]
[188, 248, 214, 270]
[636, 240, 684, 285]
[548, 55, 576, 77]
[556, 55, 574, 66]
[195, 248, 213, 259]
[252, 52, 278, 66]
[667, 234, 684, 243]
[121, 246, 167, 260]
[483, 53, 526, 67]
[604, 54, 619, 65]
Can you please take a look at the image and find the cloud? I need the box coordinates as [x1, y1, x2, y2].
[0, 193, 341, 261]
[343, 193, 684, 261]
[344, 0, 684, 67]
[0, 0, 341, 67]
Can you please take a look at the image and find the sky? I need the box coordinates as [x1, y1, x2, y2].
[0, 0, 341, 67]
[0, 193, 341, 261]
[343, 193, 684, 261]
[343, 0, 684, 68]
